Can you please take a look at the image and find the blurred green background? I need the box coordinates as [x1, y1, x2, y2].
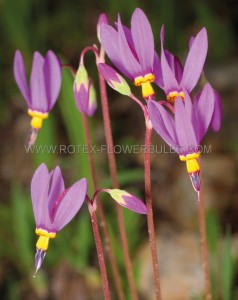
[0, 0, 238, 299]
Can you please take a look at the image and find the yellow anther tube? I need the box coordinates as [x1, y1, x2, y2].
[35, 228, 56, 251]
[179, 153, 200, 174]
[167, 91, 184, 104]
[134, 73, 155, 99]
[28, 110, 49, 129]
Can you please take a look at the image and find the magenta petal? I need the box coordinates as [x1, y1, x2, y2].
[194, 83, 215, 141]
[160, 26, 179, 93]
[30, 52, 48, 112]
[43, 50, 62, 110]
[180, 28, 208, 91]
[117, 16, 141, 77]
[52, 178, 88, 231]
[31, 163, 51, 229]
[164, 50, 183, 83]
[174, 98, 198, 153]
[48, 166, 65, 218]
[211, 89, 222, 131]
[183, 90, 193, 119]
[74, 84, 89, 114]
[121, 194, 148, 214]
[153, 52, 163, 88]
[148, 100, 178, 148]
[98, 63, 121, 83]
[131, 8, 154, 72]
[100, 24, 131, 78]
[13, 50, 31, 106]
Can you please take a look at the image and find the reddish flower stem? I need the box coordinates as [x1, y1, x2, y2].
[98, 69, 138, 300]
[144, 121, 162, 300]
[197, 190, 212, 300]
[82, 114, 125, 300]
[89, 208, 111, 300]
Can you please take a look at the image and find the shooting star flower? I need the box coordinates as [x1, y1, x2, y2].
[13, 50, 62, 145]
[31, 163, 87, 274]
[159, 26, 208, 104]
[148, 83, 221, 192]
[100, 8, 159, 100]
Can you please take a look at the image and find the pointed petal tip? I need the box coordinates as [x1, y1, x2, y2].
[189, 172, 201, 192]
[34, 249, 46, 274]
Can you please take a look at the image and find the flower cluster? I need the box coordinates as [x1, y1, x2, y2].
[99, 8, 222, 192]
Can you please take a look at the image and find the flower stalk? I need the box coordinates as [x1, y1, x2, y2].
[144, 118, 162, 300]
[197, 190, 212, 300]
[82, 113, 125, 300]
[97, 67, 138, 300]
[88, 202, 111, 300]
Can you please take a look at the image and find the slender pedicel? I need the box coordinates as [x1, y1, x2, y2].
[82, 114, 125, 300]
[98, 63, 139, 300]
[197, 190, 212, 300]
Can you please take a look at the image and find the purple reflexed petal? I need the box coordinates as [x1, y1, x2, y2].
[164, 50, 183, 83]
[31, 163, 51, 229]
[97, 13, 109, 42]
[189, 36, 195, 49]
[48, 166, 65, 219]
[43, 50, 62, 110]
[153, 52, 164, 88]
[160, 26, 179, 93]
[131, 8, 154, 72]
[52, 178, 88, 231]
[100, 24, 131, 78]
[194, 83, 215, 142]
[117, 15, 141, 78]
[121, 194, 148, 214]
[174, 57, 183, 83]
[148, 100, 178, 148]
[87, 81, 97, 117]
[74, 84, 89, 114]
[30, 52, 48, 112]
[211, 89, 222, 131]
[13, 50, 31, 106]
[183, 90, 193, 119]
[180, 28, 208, 91]
[174, 98, 197, 154]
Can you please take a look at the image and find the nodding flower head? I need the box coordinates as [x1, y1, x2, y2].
[31, 163, 87, 274]
[73, 63, 97, 117]
[100, 8, 158, 100]
[148, 83, 221, 192]
[158, 26, 208, 104]
[13, 50, 62, 145]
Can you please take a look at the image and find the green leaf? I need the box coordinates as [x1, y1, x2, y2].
[222, 228, 233, 300]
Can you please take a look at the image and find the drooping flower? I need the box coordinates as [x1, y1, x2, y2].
[31, 163, 87, 274]
[148, 83, 221, 191]
[159, 26, 208, 104]
[13, 50, 62, 145]
[73, 63, 97, 116]
[100, 8, 159, 100]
